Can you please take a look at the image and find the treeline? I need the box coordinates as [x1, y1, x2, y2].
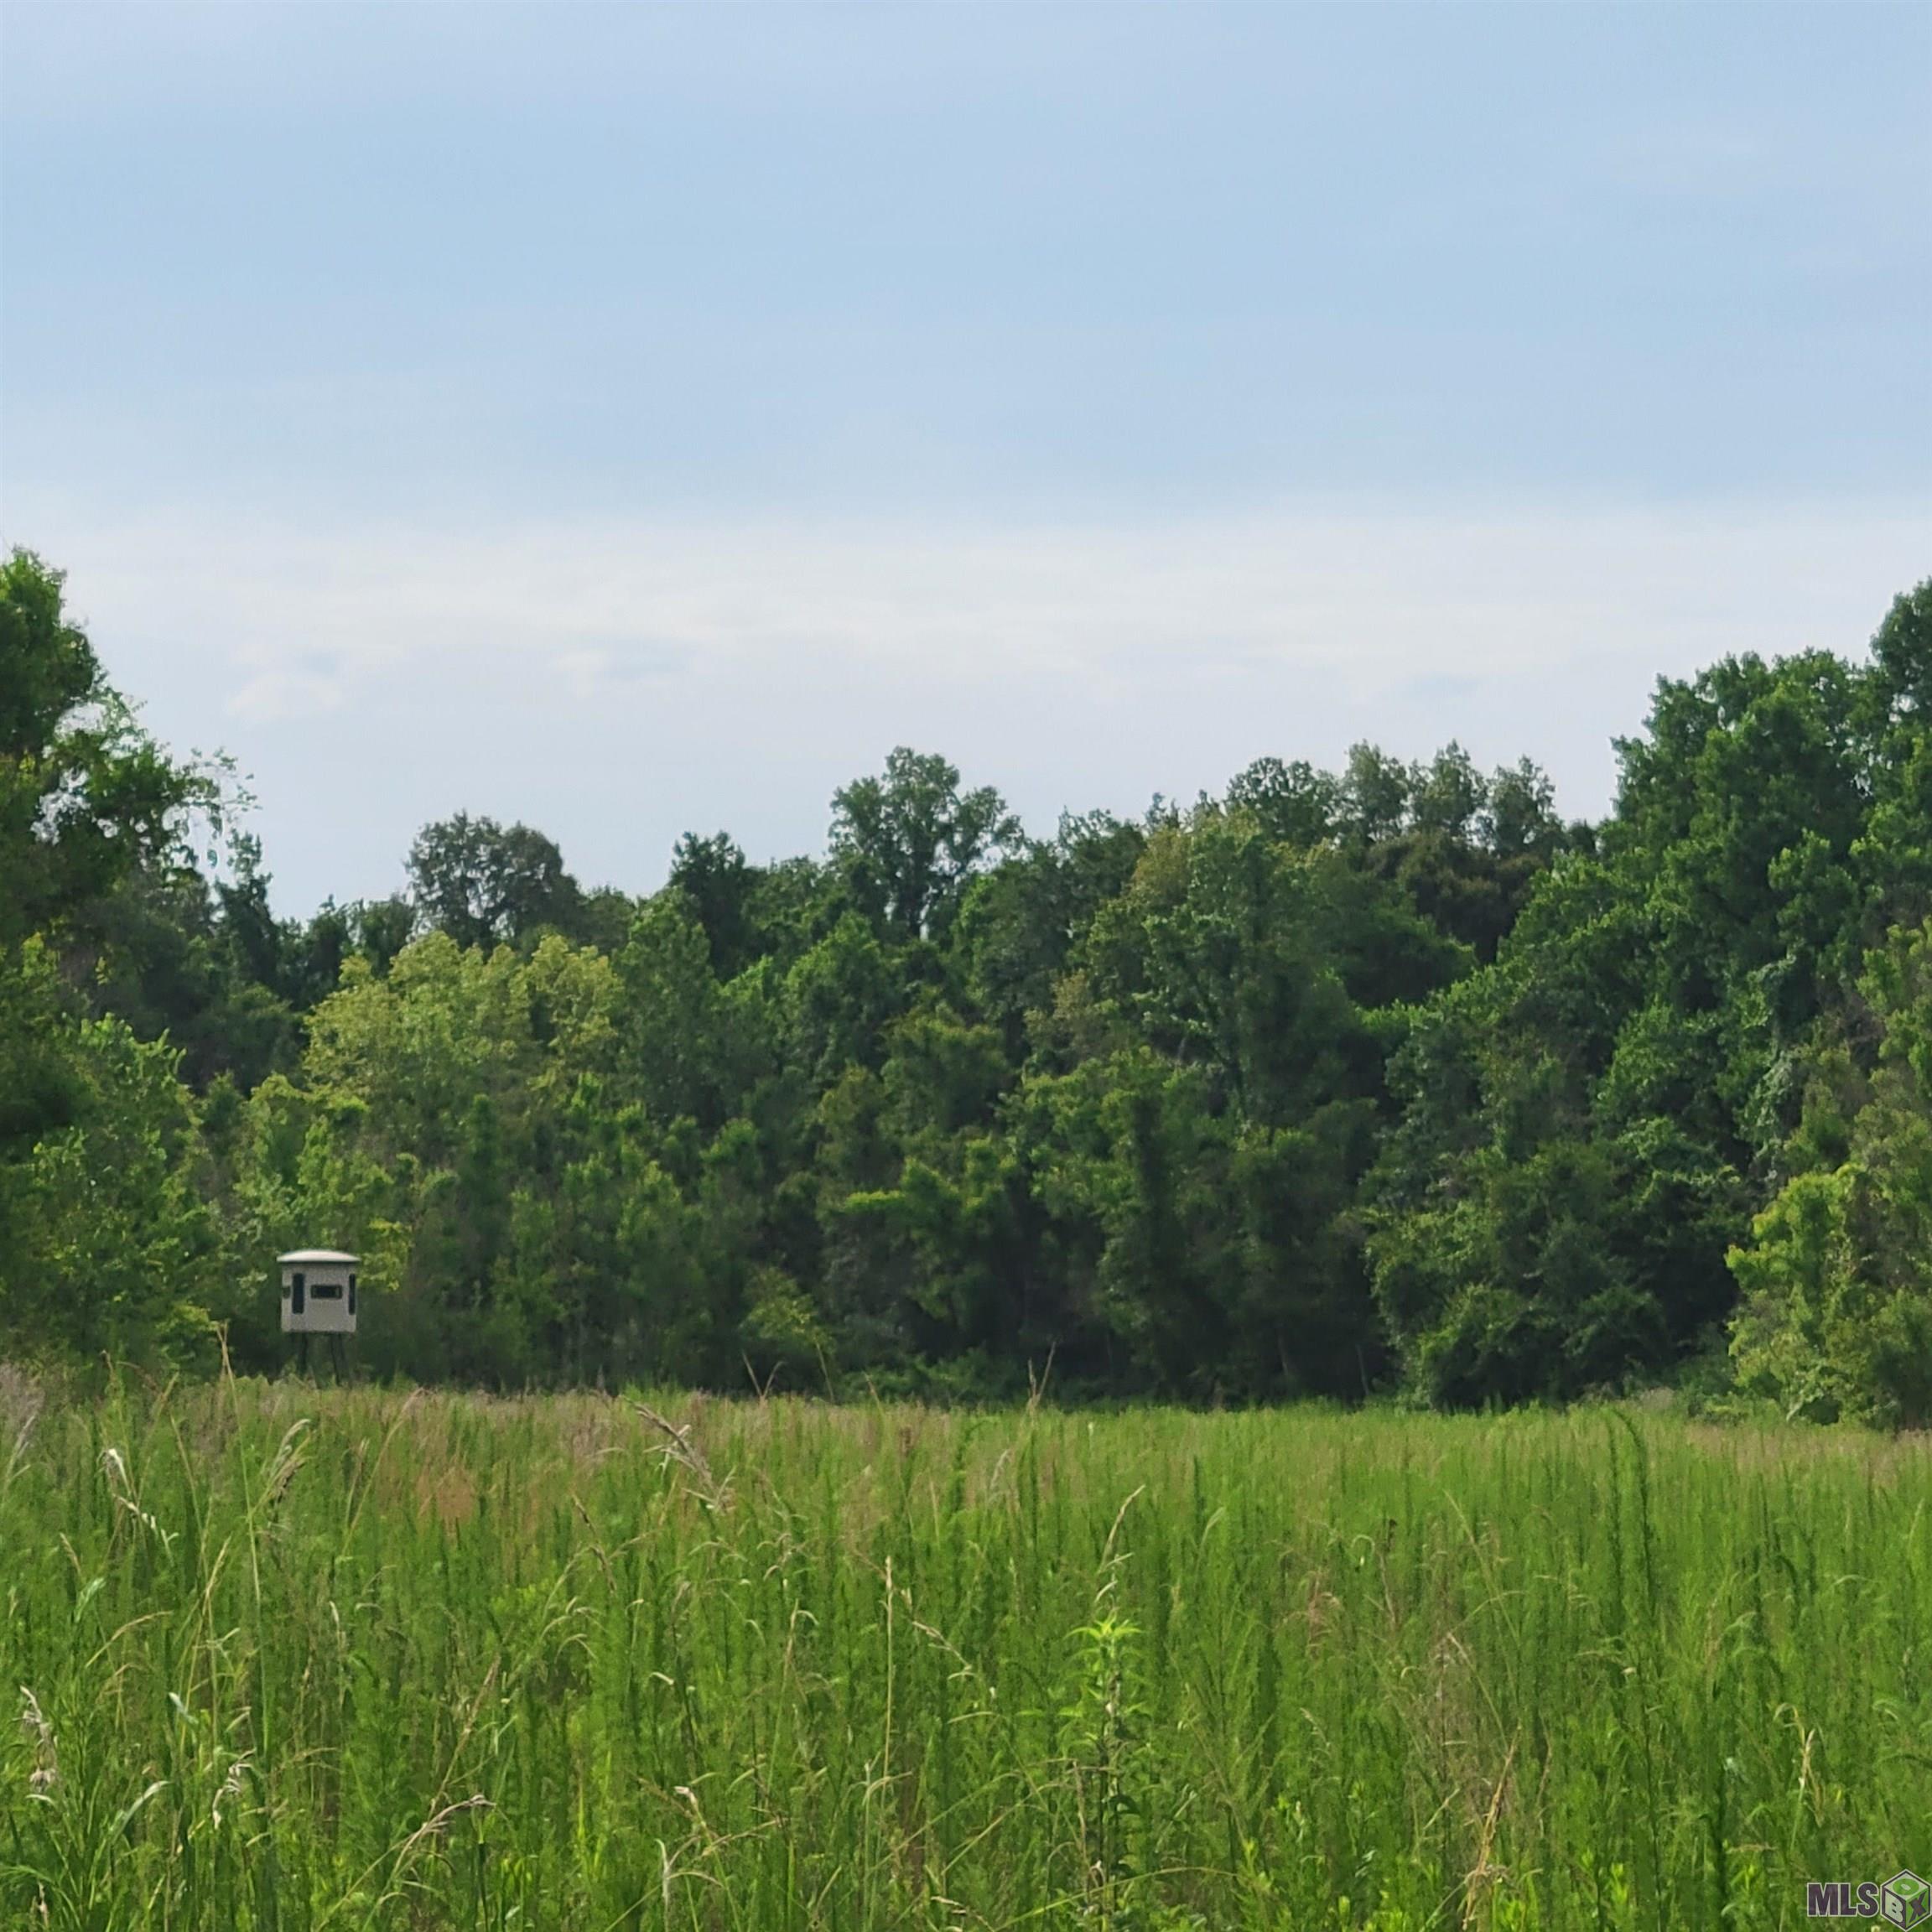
[4, 548, 1931, 1421]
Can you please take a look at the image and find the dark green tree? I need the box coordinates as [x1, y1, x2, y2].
[830, 748, 1021, 942]
[407, 813, 584, 950]
[668, 831, 763, 979]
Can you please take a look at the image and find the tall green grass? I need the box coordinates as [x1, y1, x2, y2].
[2, 1375, 1926, 1929]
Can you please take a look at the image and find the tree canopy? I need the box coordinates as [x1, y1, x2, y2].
[3, 547, 1929, 1423]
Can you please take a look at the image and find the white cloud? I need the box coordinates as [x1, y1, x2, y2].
[29, 496, 1925, 696]
[4, 495, 1924, 909]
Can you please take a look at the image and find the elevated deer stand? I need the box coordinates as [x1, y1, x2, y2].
[278, 1249, 360, 1381]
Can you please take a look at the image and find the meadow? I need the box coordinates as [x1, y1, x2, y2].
[1, 1377, 1927, 1931]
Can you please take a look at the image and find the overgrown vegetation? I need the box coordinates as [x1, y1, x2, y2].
[2, 1379, 1925, 1929]
[4, 546, 1932, 1420]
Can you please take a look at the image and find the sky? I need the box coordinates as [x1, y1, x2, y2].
[3, 3, 1928, 915]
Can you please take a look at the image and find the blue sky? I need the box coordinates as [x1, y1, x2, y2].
[3, 3, 1928, 913]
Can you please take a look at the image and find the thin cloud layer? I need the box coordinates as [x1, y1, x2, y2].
[10, 496, 1924, 911]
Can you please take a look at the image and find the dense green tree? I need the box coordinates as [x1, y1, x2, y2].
[955, 810, 1146, 1051]
[1730, 916, 1932, 1426]
[668, 831, 764, 978]
[408, 812, 584, 949]
[1368, 587, 1930, 1408]
[1225, 756, 1339, 847]
[1, 551, 210, 953]
[350, 893, 418, 974]
[90, 864, 297, 1088]
[830, 747, 1021, 941]
[0, 552, 225, 1362]
[2, 1001, 221, 1363]
[7, 543, 1929, 1424]
[1336, 742, 1413, 846]
[2, 551, 213, 1144]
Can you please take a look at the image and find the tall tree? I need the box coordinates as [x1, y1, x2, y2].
[407, 813, 584, 951]
[1, 549, 209, 953]
[668, 831, 763, 979]
[0, 549, 222, 1359]
[830, 748, 1021, 942]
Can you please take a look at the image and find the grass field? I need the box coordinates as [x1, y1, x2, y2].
[2, 1377, 1928, 1930]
